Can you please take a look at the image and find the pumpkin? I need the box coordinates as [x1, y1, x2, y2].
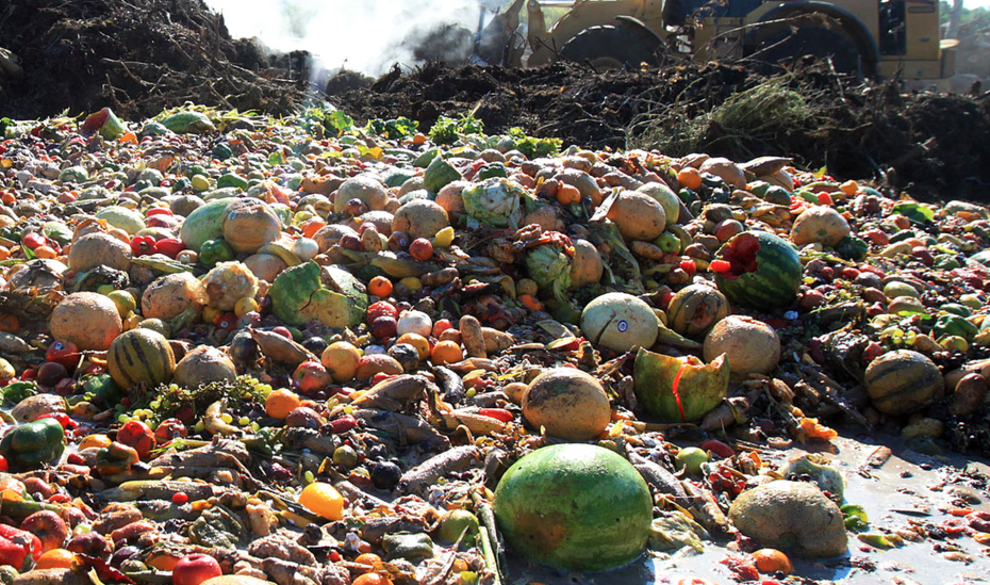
[50, 292, 122, 351]
[332, 175, 390, 214]
[604, 191, 666, 242]
[865, 350, 944, 416]
[703, 315, 780, 380]
[108, 328, 175, 389]
[666, 284, 729, 339]
[569, 239, 604, 289]
[141, 273, 207, 320]
[713, 231, 802, 310]
[173, 346, 237, 389]
[68, 232, 132, 273]
[222, 199, 282, 254]
[391, 199, 449, 239]
[790, 206, 851, 247]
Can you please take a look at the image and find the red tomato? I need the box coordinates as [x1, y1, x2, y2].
[117, 420, 156, 460]
[154, 238, 185, 259]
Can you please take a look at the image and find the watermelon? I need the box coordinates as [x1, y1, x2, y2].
[712, 231, 802, 310]
[108, 329, 176, 390]
[494, 444, 652, 571]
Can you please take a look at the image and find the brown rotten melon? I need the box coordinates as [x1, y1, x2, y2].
[49, 292, 122, 351]
[522, 368, 610, 441]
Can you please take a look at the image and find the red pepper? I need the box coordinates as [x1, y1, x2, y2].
[130, 236, 158, 257]
[699, 439, 735, 459]
[36, 412, 75, 429]
[154, 238, 185, 259]
[328, 415, 358, 434]
[21, 233, 46, 250]
[679, 259, 697, 276]
[0, 524, 42, 568]
[371, 372, 396, 385]
[817, 192, 833, 205]
[0, 456, 7, 472]
[477, 408, 513, 423]
[145, 208, 173, 218]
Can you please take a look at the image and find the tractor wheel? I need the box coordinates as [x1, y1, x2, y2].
[754, 21, 866, 77]
[559, 23, 661, 70]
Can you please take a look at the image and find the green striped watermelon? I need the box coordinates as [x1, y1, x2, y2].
[108, 328, 175, 389]
[712, 231, 802, 310]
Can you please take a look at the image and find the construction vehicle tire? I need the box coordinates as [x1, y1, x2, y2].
[559, 23, 661, 70]
[754, 21, 865, 77]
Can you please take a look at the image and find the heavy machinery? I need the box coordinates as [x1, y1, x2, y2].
[473, 0, 957, 80]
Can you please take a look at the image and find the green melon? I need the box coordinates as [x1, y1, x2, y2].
[493, 444, 652, 571]
[178, 198, 235, 252]
[666, 283, 729, 339]
[714, 230, 802, 310]
[108, 328, 175, 389]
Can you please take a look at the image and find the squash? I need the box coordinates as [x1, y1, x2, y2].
[222, 199, 282, 254]
[179, 199, 234, 252]
[108, 328, 175, 389]
[703, 316, 780, 380]
[666, 284, 729, 339]
[522, 368, 610, 441]
[49, 292, 122, 351]
[243, 253, 288, 283]
[67, 232, 132, 273]
[790, 206, 851, 247]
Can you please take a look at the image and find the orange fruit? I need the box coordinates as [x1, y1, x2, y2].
[321, 341, 361, 382]
[368, 276, 393, 298]
[354, 553, 382, 566]
[302, 218, 326, 239]
[555, 183, 581, 205]
[518, 294, 542, 311]
[299, 482, 344, 521]
[0, 246, 8, 261]
[79, 434, 112, 451]
[430, 340, 463, 365]
[395, 333, 430, 360]
[352, 574, 392, 585]
[677, 167, 703, 191]
[35, 549, 81, 571]
[752, 548, 793, 575]
[265, 389, 302, 420]
[33, 245, 57, 259]
[146, 549, 183, 571]
[1, 192, 15, 206]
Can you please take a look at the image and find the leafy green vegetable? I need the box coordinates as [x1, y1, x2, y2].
[841, 504, 869, 532]
[525, 244, 572, 305]
[892, 201, 935, 224]
[507, 127, 562, 158]
[366, 117, 419, 140]
[326, 110, 354, 133]
[0, 381, 37, 406]
[0, 117, 12, 137]
[429, 114, 485, 145]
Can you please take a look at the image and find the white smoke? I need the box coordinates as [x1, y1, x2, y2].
[204, 0, 502, 76]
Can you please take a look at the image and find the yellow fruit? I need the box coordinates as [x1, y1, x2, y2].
[433, 226, 455, 248]
[234, 297, 259, 317]
[106, 290, 137, 318]
[321, 341, 361, 382]
[395, 333, 429, 360]
[265, 389, 302, 419]
[35, 549, 81, 570]
[299, 482, 344, 520]
[398, 277, 422, 292]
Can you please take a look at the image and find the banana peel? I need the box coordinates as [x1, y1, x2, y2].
[258, 239, 302, 267]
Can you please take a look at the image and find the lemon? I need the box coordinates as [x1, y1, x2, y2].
[299, 482, 344, 521]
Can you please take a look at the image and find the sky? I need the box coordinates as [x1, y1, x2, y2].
[203, 0, 990, 76]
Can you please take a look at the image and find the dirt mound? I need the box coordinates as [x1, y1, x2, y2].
[327, 60, 990, 202]
[0, 0, 307, 119]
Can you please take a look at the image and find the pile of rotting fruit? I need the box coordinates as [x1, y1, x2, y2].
[0, 104, 984, 585]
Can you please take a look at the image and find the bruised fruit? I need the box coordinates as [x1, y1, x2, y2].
[581, 293, 659, 353]
[703, 315, 781, 380]
[494, 444, 652, 571]
[522, 368, 610, 441]
[712, 231, 802, 310]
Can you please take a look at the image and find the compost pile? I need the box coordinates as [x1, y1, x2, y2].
[0, 75, 989, 585]
[326, 60, 990, 204]
[0, 0, 307, 121]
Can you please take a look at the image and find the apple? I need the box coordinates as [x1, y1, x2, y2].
[20, 511, 68, 553]
[154, 419, 188, 443]
[371, 316, 397, 340]
[172, 554, 222, 585]
[292, 361, 332, 393]
[45, 340, 81, 370]
[409, 238, 433, 261]
[675, 447, 710, 475]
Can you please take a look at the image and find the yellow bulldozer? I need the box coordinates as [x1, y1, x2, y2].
[472, 0, 957, 80]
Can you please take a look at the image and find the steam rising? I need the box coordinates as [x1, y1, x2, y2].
[204, 0, 498, 76]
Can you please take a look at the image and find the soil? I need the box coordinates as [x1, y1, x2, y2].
[327, 59, 990, 203]
[0, 0, 308, 120]
[2, 0, 989, 202]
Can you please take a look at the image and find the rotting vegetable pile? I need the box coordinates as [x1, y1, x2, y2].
[0, 86, 989, 585]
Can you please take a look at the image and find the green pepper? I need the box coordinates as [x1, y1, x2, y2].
[199, 239, 234, 268]
[0, 418, 65, 471]
[96, 442, 140, 476]
[82, 373, 121, 408]
[934, 314, 979, 343]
